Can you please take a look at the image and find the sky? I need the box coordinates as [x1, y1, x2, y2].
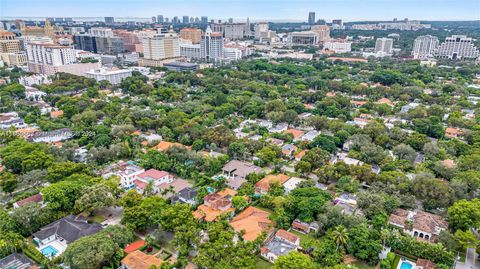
[1, 0, 479, 22]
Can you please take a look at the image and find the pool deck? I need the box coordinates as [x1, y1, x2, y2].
[397, 258, 416, 269]
[38, 240, 67, 259]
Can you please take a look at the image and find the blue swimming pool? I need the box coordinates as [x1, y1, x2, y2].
[400, 261, 413, 269]
[41, 245, 58, 257]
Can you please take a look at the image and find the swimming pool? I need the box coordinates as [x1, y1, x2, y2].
[41, 245, 58, 257]
[400, 261, 413, 269]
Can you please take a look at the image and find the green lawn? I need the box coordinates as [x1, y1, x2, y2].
[351, 260, 377, 269]
[88, 214, 106, 223]
[392, 255, 401, 269]
[255, 257, 273, 269]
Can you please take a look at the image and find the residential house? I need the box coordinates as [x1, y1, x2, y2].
[334, 193, 359, 215]
[120, 250, 163, 269]
[416, 259, 437, 269]
[134, 169, 174, 194]
[153, 141, 187, 152]
[193, 188, 237, 222]
[300, 130, 320, 142]
[269, 123, 289, 133]
[158, 178, 192, 199]
[124, 240, 147, 254]
[13, 193, 43, 209]
[291, 219, 319, 234]
[229, 206, 273, 241]
[33, 215, 102, 258]
[171, 187, 198, 206]
[261, 229, 300, 263]
[222, 160, 261, 190]
[255, 174, 291, 195]
[0, 112, 26, 129]
[25, 86, 46, 101]
[284, 129, 305, 141]
[445, 127, 464, 139]
[294, 150, 308, 162]
[401, 102, 420, 113]
[388, 209, 448, 242]
[50, 110, 64, 118]
[102, 161, 145, 189]
[282, 177, 305, 193]
[0, 253, 38, 269]
[281, 144, 297, 158]
[376, 98, 395, 107]
[351, 100, 367, 108]
[331, 152, 364, 166]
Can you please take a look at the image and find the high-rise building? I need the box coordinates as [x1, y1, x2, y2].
[245, 17, 252, 36]
[180, 43, 201, 59]
[254, 22, 269, 39]
[412, 35, 439, 59]
[157, 15, 164, 23]
[201, 16, 208, 24]
[182, 16, 190, 24]
[180, 28, 202, 44]
[311, 25, 330, 42]
[104, 17, 115, 24]
[89, 27, 114, 37]
[26, 43, 87, 75]
[375, 38, 394, 54]
[228, 18, 234, 23]
[436, 35, 479, 60]
[201, 26, 224, 62]
[308, 12, 316, 25]
[141, 32, 180, 60]
[151, 16, 157, 23]
[173, 16, 179, 24]
[210, 23, 246, 40]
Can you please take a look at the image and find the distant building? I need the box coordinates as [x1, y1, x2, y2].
[311, 25, 330, 42]
[375, 37, 394, 55]
[287, 31, 318, 45]
[308, 12, 316, 25]
[180, 43, 201, 59]
[139, 32, 181, 66]
[89, 27, 114, 37]
[180, 28, 202, 44]
[324, 40, 351, 53]
[254, 22, 269, 39]
[163, 61, 199, 72]
[85, 68, 132, 85]
[157, 15, 164, 23]
[104, 17, 115, 24]
[436, 35, 479, 60]
[0, 253, 38, 269]
[412, 35, 439, 59]
[201, 26, 224, 62]
[210, 22, 247, 40]
[0, 31, 21, 53]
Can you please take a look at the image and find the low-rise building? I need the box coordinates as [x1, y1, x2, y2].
[85, 68, 132, 85]
[102, 161, 145, 189]
[120, 250, 163, 269]
[134, 169, 174, 194]
[261, 229, 300, 263]
[255, 174, 291, 195]
[222, 160, 261, 190]
[193, 188, 236, 222]
[388, 209, 448, 242]
[229, 206, 273, 241]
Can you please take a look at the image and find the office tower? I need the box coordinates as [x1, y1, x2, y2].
[195, 17, 200, 23]
[201, 16, 208, 24]
[183, 16, 190, 24]
[173, 16, 179, 24]
[157, 15, 164, 23]
[104, 17, 115, 24]
[375, 38, 394, 54]
[165, 18, 170, 23]
[64, 18, 73, 22]
[254, 22, 269, 39]
[180, 43, 201, 59]
[89, 27, 114, 37]
[180, 28, 202, 44]
[228, 18, 233, 23]
[308, 12, 315, 25]
[151, 16, 157, 23]
[412, 35, 439, 59]
[436, 35, 480, 60]
[190, 17, 195, 23]
[73, 34, 97, 52]
[114, 29, 141, 52]
[201, 26, 224, 62]
[311, 25, 330, 42]
[141, 32, 180, 60]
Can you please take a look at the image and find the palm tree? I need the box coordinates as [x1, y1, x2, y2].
[332, 225, 349, 251]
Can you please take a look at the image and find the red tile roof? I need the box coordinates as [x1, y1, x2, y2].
[124, 240, 147, 254]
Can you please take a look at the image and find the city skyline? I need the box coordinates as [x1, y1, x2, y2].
[1, 0, 479, 22]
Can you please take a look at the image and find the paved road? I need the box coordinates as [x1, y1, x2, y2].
[456, 248, 479, 269]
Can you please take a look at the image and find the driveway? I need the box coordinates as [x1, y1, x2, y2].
[456, 248, 479, 269]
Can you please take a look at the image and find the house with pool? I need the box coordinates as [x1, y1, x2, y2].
[388, 209, 448, 243]
[398, 258, 437, 269]
[32, 215, 102, 258]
